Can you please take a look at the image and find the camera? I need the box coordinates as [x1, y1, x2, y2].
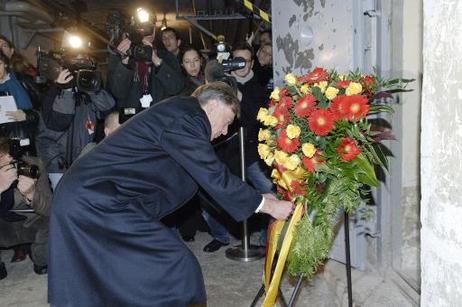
[106, 10, 155, 62]
[213, 35, 246, 72]
[37, 49, 102, 92]
[8, 138, 40, 179]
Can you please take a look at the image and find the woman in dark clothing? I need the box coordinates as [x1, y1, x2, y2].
[180, 46, 205, 96]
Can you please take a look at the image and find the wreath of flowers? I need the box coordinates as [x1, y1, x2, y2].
[257, 67, 412, 306]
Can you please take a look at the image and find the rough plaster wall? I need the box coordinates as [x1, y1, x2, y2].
[272, 0, 354, 86]
[421, 0, 462, 306]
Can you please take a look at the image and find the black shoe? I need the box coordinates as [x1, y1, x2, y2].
[33, 264, 48, 275]
[182, 235, 195, 242]
[0, 262, 7, 280]
[203, 239, 229, 253]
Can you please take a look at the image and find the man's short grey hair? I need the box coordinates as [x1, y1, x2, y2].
[192, 81, 240, 118]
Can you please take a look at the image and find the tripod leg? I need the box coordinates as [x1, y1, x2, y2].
[287, 274, 304, 307]
[344, 212, 353, 307]
[278, 287, 288, 307]
[250, 284, 265, 307]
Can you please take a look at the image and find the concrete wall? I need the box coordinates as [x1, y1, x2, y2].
[271, 0, 355, 86]
[421, 0, 462, 305]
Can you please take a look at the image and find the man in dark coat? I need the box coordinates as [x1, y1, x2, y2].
[48, 82, 293, 307]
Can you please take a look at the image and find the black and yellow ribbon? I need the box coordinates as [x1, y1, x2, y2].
[235, 0, 271, 24]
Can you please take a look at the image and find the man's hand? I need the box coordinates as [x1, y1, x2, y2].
[56, 69, 74, 85]
[6, 110, 26, 122]
[259, 195, 294, 220]
[17, 175, 36, 201]
[117, 38, 132, 64]
[0, 164, 17, 193]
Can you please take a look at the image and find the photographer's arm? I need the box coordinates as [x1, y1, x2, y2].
[41, 86, 75, 131]
[107, 53, 135, 104]
[88, 89, 116, 119]
[150, 50, 185, 102]
[17, 158, 52, 216]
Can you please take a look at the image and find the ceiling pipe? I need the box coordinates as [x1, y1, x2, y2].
[0, 0, 54, 27]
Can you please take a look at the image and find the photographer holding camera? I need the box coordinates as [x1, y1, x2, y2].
[0, 135, 52, 280]
[36, 56, 115, 190]
[107, 21, 184, 110]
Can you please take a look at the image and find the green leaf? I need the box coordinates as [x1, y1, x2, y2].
[352, 154, 379, 186]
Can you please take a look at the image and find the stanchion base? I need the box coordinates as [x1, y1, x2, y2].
[225, 245, 265, 262]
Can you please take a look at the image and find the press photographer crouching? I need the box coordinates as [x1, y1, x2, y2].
[0, 136, 52, 280]
[36, 52, 115, 190]
[106, 9, 184, 111]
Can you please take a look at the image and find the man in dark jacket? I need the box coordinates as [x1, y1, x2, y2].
[36, 69, 115, 190]
[0, 136, 52, 279]
[107, 28, 184, 109]
[48, 82, 293, 307]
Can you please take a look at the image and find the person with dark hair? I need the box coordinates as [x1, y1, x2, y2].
[180, 46, 205, 96]
[201, 42, 274, 252]
[107, 27, 184, 109]
[36, 66, 115, 190]
[48, 82, 294, 307]
[0, 52, 39, 149]
[161, 27, 182, 59]
[0, 35, 41, 109]
[0, 135, 52, 280]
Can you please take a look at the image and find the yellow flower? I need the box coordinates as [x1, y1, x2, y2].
[286, 124, 301, 139]
[325, 86, 339, 100]
[284, 73, 297, 86]
[302, 143, 316, 158]
[264, 152, 275, 166]
[271, 169, 281, 180]
[345, 82, 363, 96]
[274, 150, 289, 165]
[270, 87, 280, 101]
[300, 84, 310, 94]
[258, 128, 271, 142]
[263, 115, 278, 127]
[257, 108, 269, 122]
[283, 154, 301, 170]
[315, 81, 328, 93]
[258, 143, 271, 160]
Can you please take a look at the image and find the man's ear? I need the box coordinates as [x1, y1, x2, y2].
[177, 39, 182, 48]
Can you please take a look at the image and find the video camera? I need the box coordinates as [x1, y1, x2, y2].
[106, 9, 155, 62]
[8, 138, 40, 179]
[214, 35, 246, 72]
[36, 49, 102, 92]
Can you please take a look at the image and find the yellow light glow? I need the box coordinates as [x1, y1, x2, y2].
[137, 8, 150, 23]
[68, 35, 83, 49]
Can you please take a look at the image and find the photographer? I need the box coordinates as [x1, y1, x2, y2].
[0, 135, 52, 279]
[37, 62, 115, 190]
[107, 26, 184, 109]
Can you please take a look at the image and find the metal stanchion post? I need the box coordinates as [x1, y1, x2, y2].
[344, 212, 353, 307]
[226, 126, 265, 262]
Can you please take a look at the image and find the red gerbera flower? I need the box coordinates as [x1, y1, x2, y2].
[336, 138, 361, 162]
[298, 67, 329, 84]
[294, 95, 316, 118]
[361, 75, 375, 87]
[276, 130, 300, 153]
[344, 95, 369, 120]
[302, 152, 324, 172]
[308, 109, 335, 136]
[273, 104, 290, 129]
[290, 180, 306, 196]
[337, 80, 351, 88]
[279, 96, 293, 110]
[329, 95, 348, 120]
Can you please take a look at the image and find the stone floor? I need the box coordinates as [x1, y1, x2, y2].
[0, 231, 418, 307]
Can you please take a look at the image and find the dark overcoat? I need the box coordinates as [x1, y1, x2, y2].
[48, 96, 262, 307]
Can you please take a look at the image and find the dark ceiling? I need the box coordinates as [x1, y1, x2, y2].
[36, 0, 271, 53]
